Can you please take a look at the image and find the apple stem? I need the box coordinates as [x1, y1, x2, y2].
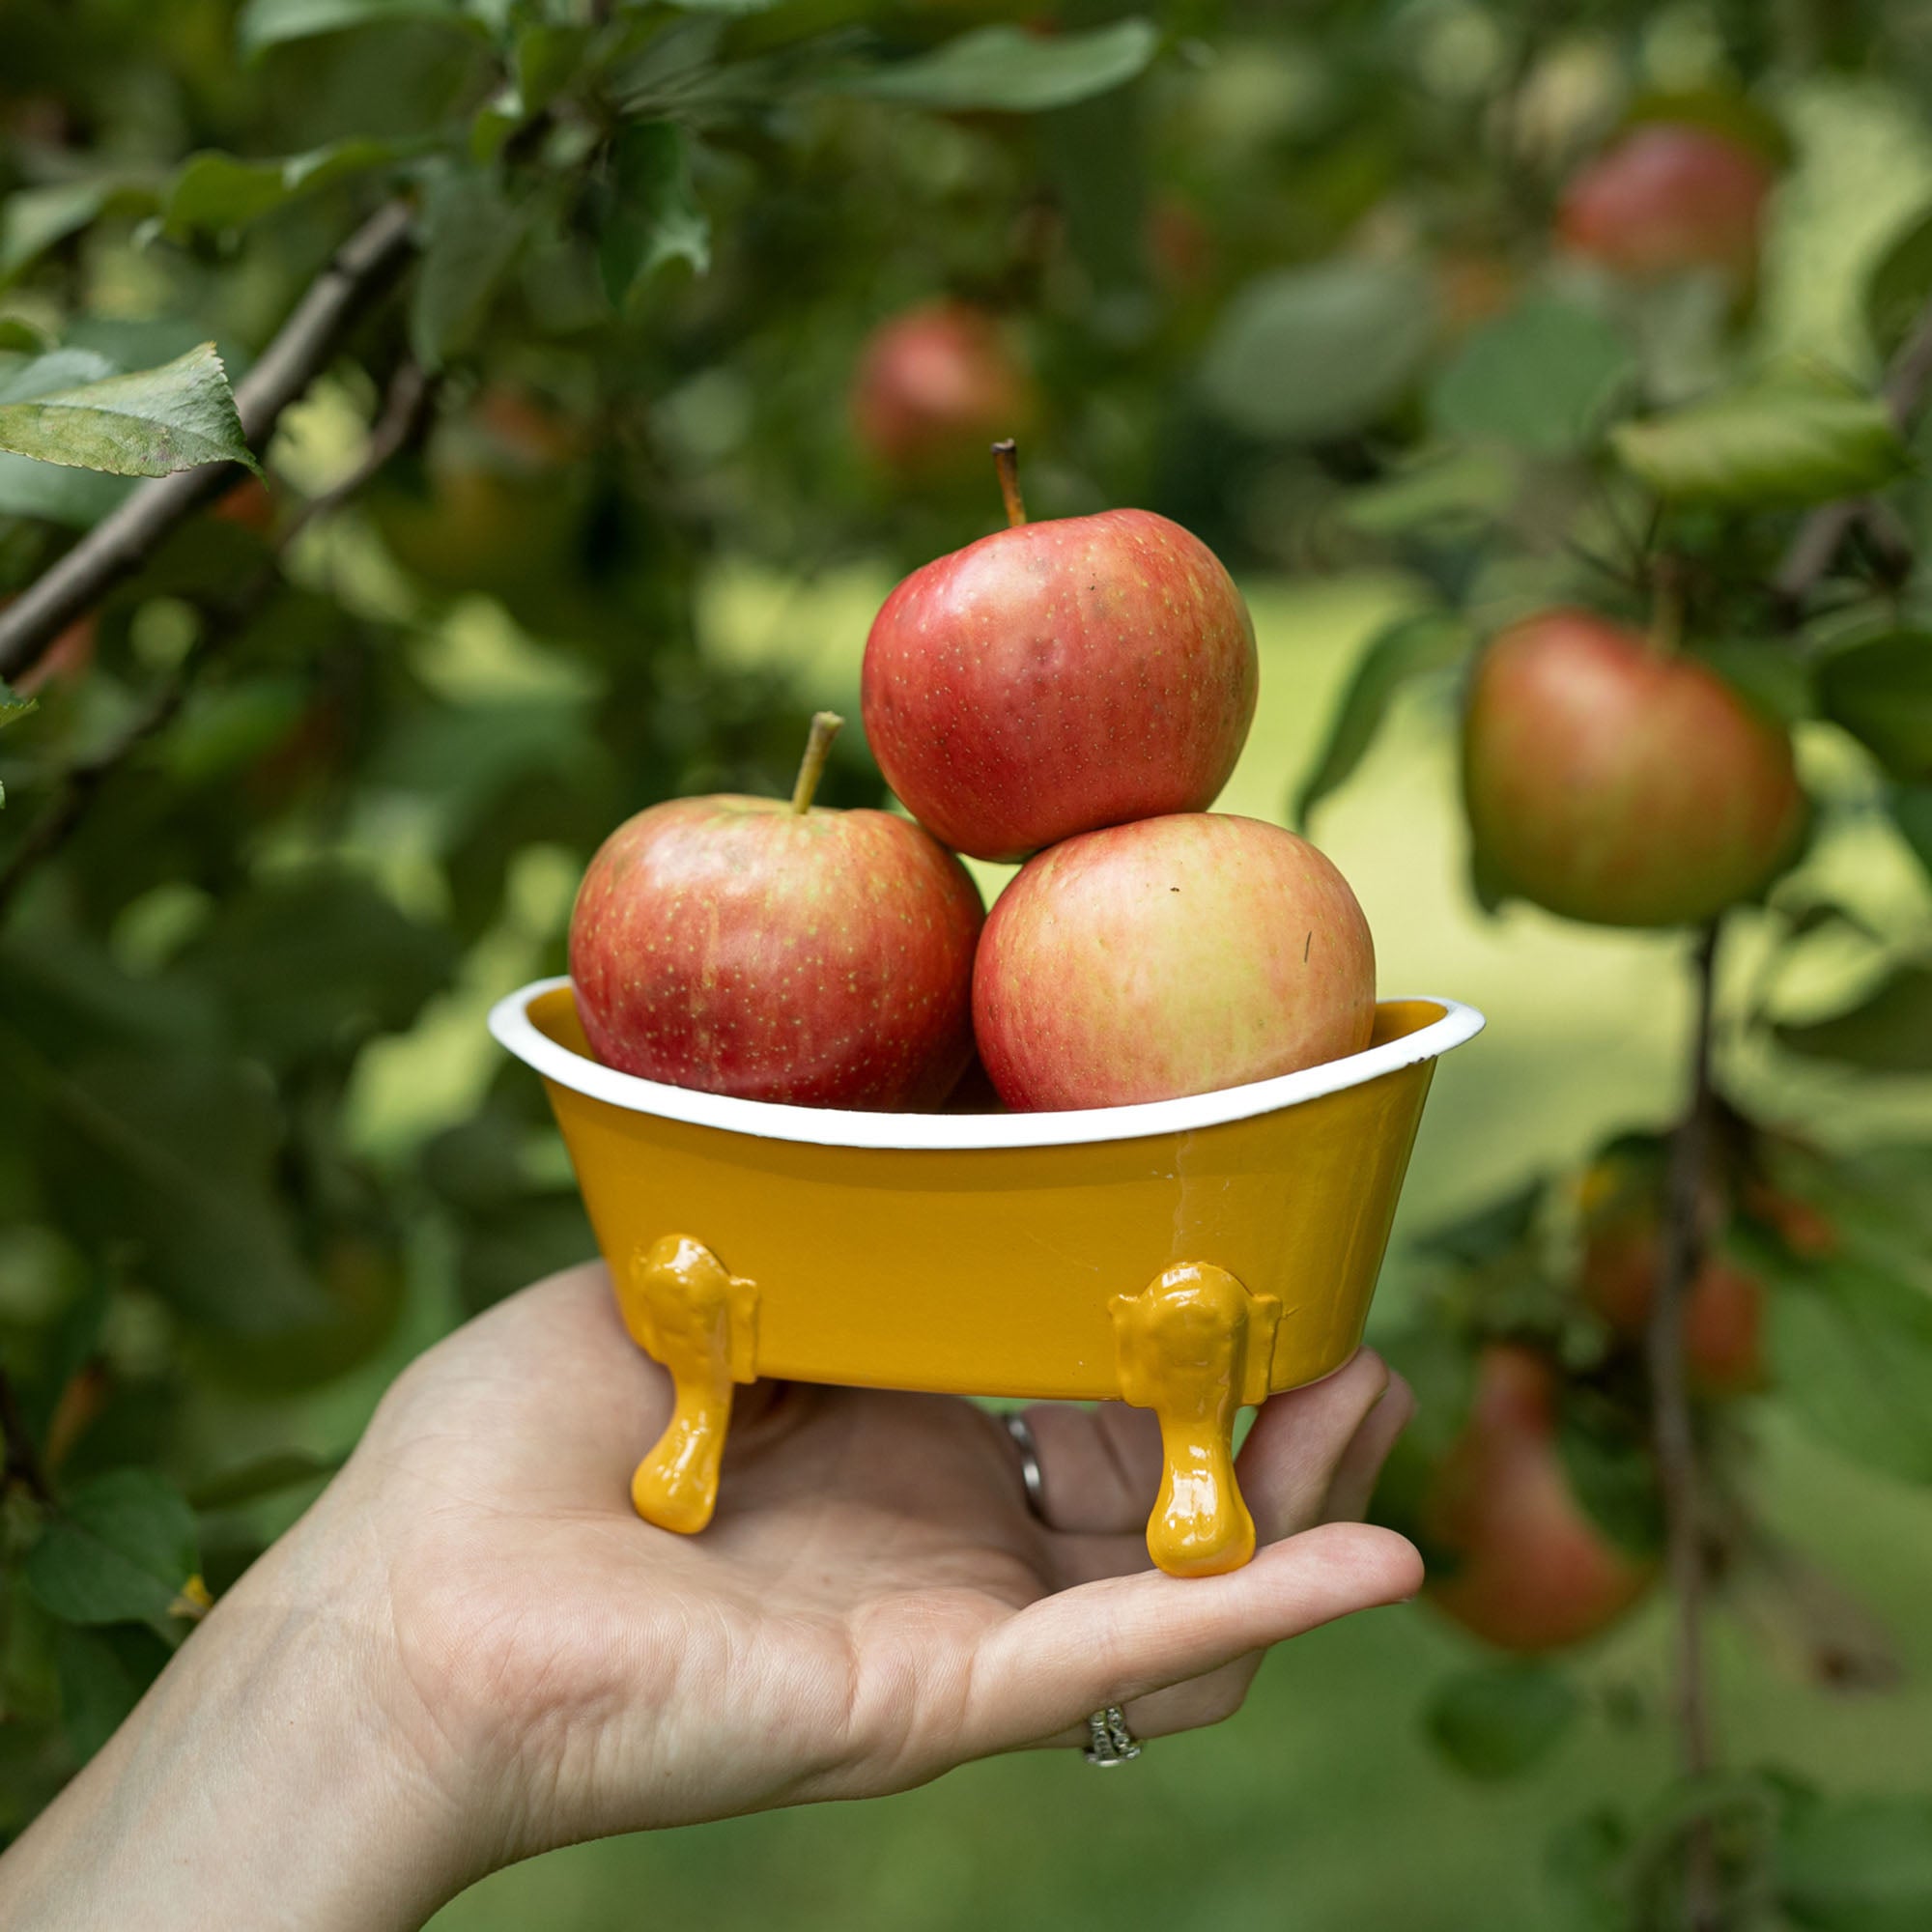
[991, 439, 1028, 527]
[789, 710, 843, 813]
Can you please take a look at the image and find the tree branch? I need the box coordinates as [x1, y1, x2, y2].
[0, 358, 434, 922]
[1649, 923, 1722, 1928]
[0, 199, 417, 687]
[1774, 292, 1932, 618]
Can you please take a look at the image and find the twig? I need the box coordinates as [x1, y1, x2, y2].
[1649, 923, 1722, 1928]
[0, 199, 418, 687]
[1773, 291, 1932, 618]
[0, 1367, 54, 1506]
[0, 360, 433, 922]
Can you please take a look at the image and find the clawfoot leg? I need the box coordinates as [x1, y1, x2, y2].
[612, 1234, 759, 1534]
[1111, 1264, 1282, 1577]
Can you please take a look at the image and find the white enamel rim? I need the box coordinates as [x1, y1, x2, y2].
[488, 977, 1486, 1152]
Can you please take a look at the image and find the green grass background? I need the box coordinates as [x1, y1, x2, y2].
[398, 572, 1932, 1930]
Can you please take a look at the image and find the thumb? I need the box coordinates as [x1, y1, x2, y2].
[960, 1520, 1422, 1759]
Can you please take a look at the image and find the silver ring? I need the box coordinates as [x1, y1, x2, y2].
[1084, 1705, 1142, 1766]
[1003, 1411, 1047, 1524]
[1000, 1417, 1143, 1765]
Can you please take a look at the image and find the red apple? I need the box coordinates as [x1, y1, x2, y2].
[569, 714, 983, 1109]
[1559, 123, 1774, 288]
[1463, 610, 1805, 927]
[1424, 1345, 1657, 1653]
[850, 301, 1034, 478]
[972, 811, 1375, 1110]
[863, 447, 1259, 862]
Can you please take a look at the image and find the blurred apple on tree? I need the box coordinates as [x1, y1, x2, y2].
[1558, 121, 1775, 288]
[1424, 1344, 1657, 1653]
[850, 301, 1034, 479]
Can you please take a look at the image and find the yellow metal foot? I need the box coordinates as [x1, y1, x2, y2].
[613, 1235, 758, 1535]
[1111, 1263, 1281, 1577]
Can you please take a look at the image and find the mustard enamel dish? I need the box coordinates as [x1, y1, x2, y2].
[490, 979, 1483, 1578]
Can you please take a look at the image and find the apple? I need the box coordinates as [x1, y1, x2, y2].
[1424, 1344, 1656, 1653]
[850, 301, 1034, 478]
[1463, 610, 1805, 928]
[862, 445, 1259, 861]
[1558, 122, 1774, 288]
[1581, 1215, 1767, 1397]
[374, 385, 582, 606]
[971, 811, 1375, 1111]
[569, 713, 983, 1110]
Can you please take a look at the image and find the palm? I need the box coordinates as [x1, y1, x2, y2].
[330, 1264, 1419, 1859]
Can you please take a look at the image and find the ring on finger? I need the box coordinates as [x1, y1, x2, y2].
[1003, 1410, 1048, 1524]
[1002, 1412, 1146, 1767]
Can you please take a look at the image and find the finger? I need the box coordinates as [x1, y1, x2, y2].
[1044, 1365, 1418, 1739]
[1236, 1350, 1394, 1547]
[1322, 1371, 1415, 1524]
[962, 1520, 1423, 1758]
[1016, 1401, 1163, 1535]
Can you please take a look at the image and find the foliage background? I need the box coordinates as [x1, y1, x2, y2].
[3, 2, 1932, 1926]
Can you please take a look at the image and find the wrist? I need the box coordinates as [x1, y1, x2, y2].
[0, 1509, 481, 1932]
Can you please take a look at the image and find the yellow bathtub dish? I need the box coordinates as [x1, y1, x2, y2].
[490, 980, 1483, 1577]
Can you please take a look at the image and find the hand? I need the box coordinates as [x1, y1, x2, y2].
[0, 1263, 1420, 1932]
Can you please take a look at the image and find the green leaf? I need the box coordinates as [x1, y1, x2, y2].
[1815, 632, 1932, 781]
[53, 1623, 175, 1762]
[0, 347, 117, 398]
[842, 20, 1160, 114]
[410, 170, 529, 372]
[1558, 1399, 1664, 1558]
[1294, 609, 1472, 825]
[0, 181, 149, 284]
[597, 122, 709, 310]
[1431, 296, 1635, 457]
[163, 140, 404, 240]
[237, 0, 469, 58]
[0, 675, 37, 807]
[1338, 448, 1513, 537]
[1411, 1179, 1544, 1267]
[0, 454, 135, 526]
[24, 1470, 201, 1629]
[1779, 1796, 1932, 1931]
[0, 343, 255, 479]
[1762, 1250, 1932, 1483]
[179, 870, 457, 1062]
[1692, 639, 1814, 728]
[187, 1448, 345, 1512]
[1201, 260, 1438, 440]
[13, 1041, 336, 1339]
[1776, 964, 1932, 1073]
[1892, 784, 1932, 881]
[0, 677, 36, 808]
[1866, 205, 1932, 364]
[1609, 371, 1909, 509]
[1425, 1664, 1579, 1780]
[0, 318, 53, 354]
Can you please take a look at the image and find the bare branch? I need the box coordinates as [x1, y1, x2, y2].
[0, 358, 433, 921]
[0, 199, 417, 686]
[1648, 923, 1722, 1927]
[1774, 292, 1932, 619]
